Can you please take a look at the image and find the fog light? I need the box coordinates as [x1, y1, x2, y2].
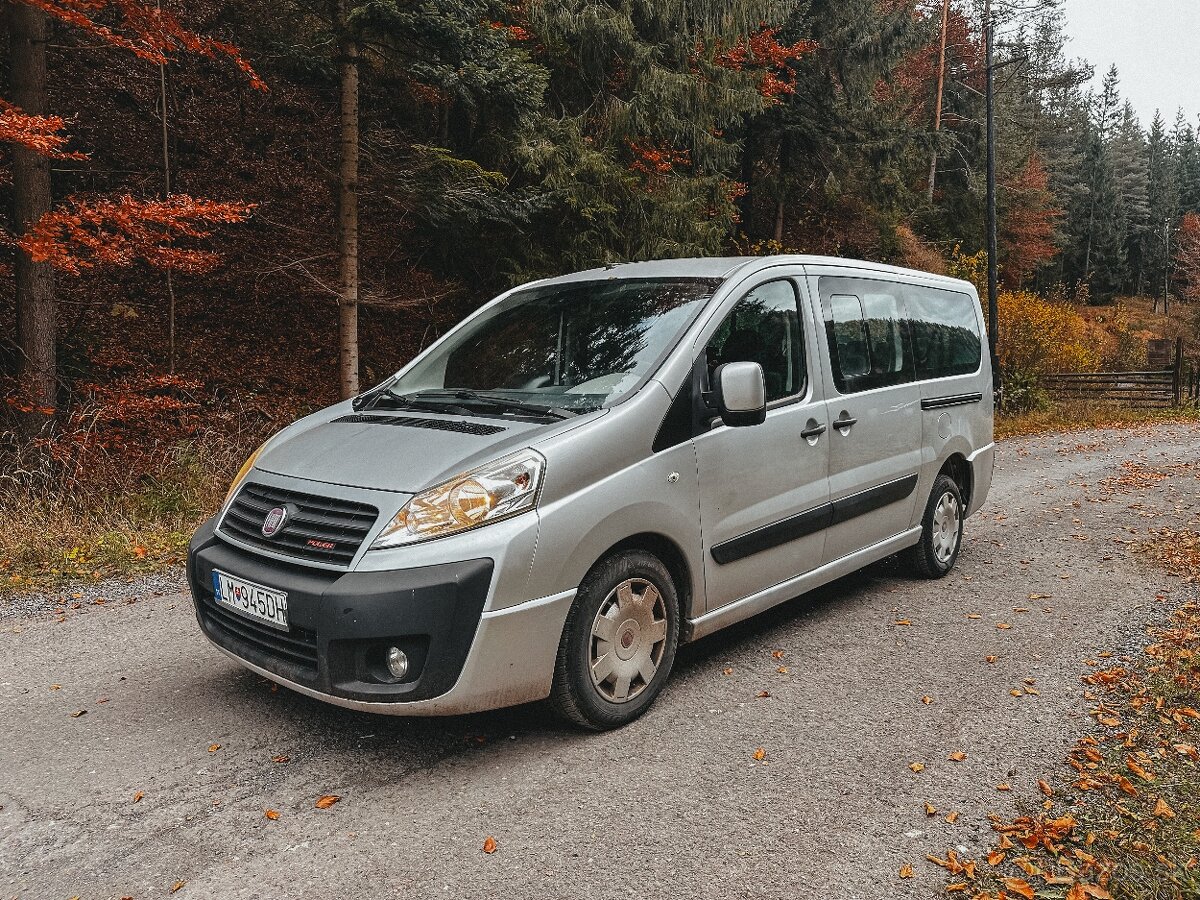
[385, 646, 409, 679]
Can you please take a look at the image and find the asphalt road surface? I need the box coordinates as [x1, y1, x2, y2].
[4, 423, 1200, 900]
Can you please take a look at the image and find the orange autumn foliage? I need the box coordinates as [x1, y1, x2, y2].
[1000, 155, 1062, 287]
[17, 194, 254, 275]
[1174, 212, 1200, 303]
[18, 0, 266, 91]
[712, 27, 818, 101]
[0, 99, 86, 159]
[998, 290, 1099, 378]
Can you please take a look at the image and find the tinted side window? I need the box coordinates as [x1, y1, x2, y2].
[821, 277, 913, 394]
[706, 280, 806, 403]
[906, 286, 982, 379]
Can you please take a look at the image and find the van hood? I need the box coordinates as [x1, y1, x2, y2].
[254, 403, 602, 494]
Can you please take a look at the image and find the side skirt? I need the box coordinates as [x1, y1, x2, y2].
[686, 526, 922, 642]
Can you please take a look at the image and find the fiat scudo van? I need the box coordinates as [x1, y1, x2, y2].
[187, 256, 994, 729]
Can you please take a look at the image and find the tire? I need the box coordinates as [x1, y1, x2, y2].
[550, 550, 680, 730]
[906, 473, 965, 579]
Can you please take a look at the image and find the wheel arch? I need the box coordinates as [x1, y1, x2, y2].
[938, 451, 972, 510]
[588, 532, 696, 633]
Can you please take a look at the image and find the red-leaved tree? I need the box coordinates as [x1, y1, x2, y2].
[999, 155, 1062, 288]
[1175, 213, 1200, 303]
[2, 0, 264, 429]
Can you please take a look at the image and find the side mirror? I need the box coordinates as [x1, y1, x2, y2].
[713, 361, 766, 427]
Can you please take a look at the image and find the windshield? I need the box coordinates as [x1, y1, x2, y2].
[390, 278, 721, 411]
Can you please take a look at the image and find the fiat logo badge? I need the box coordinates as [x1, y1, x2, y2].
[261, 506, 288, 538]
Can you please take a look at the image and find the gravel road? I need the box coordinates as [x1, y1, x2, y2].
[3, 423, 1199, 900]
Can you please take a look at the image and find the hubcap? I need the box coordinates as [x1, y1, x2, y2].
[589, 578, 669, 703]
[931, 491, 961, 565]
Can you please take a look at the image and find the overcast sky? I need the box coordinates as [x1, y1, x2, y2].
[1062, 0, 1200, 128]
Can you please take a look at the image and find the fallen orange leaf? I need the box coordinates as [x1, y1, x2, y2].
[924, 802, 937, 816]
[208, 744, 221, 753]
[895, 619, 912, 626]
[910, 762, 925, 773]
[755, 690, 770, 699]
[987, 850, 1005, 866]
[170, 881, 185, 894]
[1003, 877, 1035, 899]
[948, 751, 966, 762]
[264, 809, 280, 820]
[921, 695, 934, 704]
[271, 754, 289, 764]
[132, 791, 143, 804]
[722, 667, 733, 676]
[898, 863, 915, 879]
[771, 650, 785, 659]
[986, 655, 998, 663]
[482, 836, 498, 854]
[1153, 797, 1176, 819]
[315, 794, 340, 809]
[996, 783, 1012, 791]
[997, 623, 1012, 630]
[752, 748, 766, 761]
[1038, 780, 1053, 797]
[945, 811, 960, 824]
[776, 666, 789, 674]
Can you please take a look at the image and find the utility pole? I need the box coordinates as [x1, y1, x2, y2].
[927, 0, 950, 203]
[984, 0, 999, 400]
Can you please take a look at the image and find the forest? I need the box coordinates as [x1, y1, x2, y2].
[2, 0, 1200, 585]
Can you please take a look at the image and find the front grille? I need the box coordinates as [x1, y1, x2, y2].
[331, 413, 506, 436]
[201, 600, 319, 673]
[220, 482, 378, 566]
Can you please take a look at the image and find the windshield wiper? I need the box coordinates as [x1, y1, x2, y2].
[353, 386, 469, 415]
[418, 390, 575, 420]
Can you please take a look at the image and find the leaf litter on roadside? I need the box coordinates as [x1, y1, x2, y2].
[927, 531, 1200, 899]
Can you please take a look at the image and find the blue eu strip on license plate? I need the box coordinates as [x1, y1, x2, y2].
[211, 569, 290, 630]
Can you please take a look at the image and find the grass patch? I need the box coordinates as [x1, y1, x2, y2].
[926, 532, 1200, 900]
[997, 401, 1200, 441]
[0, 436, 251, 596]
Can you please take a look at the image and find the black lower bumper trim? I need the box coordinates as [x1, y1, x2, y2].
[187, 518, 494, 703]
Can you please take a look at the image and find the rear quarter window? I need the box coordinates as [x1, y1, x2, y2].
[905, 286, 982, 379]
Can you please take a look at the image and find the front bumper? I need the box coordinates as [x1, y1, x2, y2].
[189, 518, 578, 714]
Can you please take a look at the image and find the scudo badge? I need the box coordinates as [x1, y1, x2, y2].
[261, 506, 288, 538]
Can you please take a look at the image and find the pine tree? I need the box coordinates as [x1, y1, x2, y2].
[1109, 101, 1150, 292]
[1145, 111, 1179, 306]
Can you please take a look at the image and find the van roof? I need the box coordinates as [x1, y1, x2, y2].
[540, 256, 976, 294]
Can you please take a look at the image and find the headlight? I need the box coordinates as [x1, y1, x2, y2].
[224, 442, 266, 505]
[370, 449, 546, 549]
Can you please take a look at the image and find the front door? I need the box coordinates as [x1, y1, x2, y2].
[694, 276, 830, 612]
[812, 273, 923, 564]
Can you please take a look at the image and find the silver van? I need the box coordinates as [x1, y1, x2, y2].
[187, 256, 994, 729]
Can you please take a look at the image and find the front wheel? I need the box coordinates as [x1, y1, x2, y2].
[550, 551, 680, 730]
[906, 473, 964, 579]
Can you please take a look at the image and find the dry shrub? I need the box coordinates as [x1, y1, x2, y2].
[894, 224, 947, 275]
[0, 376, 276, 594]
[998, 290, 1099, 378]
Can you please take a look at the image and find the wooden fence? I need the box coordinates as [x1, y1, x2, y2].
[1040, 338, 1199, 409]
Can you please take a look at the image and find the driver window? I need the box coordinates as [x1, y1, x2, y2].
[705, 280, 806, 403]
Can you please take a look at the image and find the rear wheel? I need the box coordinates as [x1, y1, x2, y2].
[550, 551, 680, 730]
[906, 473, 964, 579]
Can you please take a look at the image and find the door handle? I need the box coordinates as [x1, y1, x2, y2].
[834, 413, 857, 432]
[801, 421, 827, 439]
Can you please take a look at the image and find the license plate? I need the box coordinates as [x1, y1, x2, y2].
[211, 569, 289, 630]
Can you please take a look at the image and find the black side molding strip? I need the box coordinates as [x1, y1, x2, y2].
[711, 505, 833, 566]
[829, 473, 918, 527]
[921, 392, 983, 411]
[710, 474, 920, 566]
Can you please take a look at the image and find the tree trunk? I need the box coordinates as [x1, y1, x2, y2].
[926, 0, 949, 203]
[773, 134, 791, 243]
[335, 0, 360, 399]
[7, 2, 56, 431]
